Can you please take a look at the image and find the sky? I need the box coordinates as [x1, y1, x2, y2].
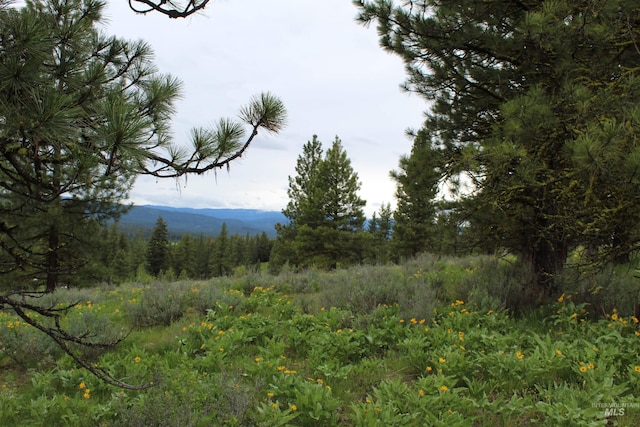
[104, 0, 427, 217]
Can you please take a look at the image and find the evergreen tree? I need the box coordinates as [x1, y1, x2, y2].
[0, 0, 286, 293]
[256, 232, 272, 263]
[366, 203, 393, 263]
[390, 130, 442, 258]
[192, 234, 213, 279]
[210, 223, 232, 276]
[356, 0, 640, 297]
[172, 234, 198, 279]
[146, 217, 170, 277]
[274, 136, 366, 269]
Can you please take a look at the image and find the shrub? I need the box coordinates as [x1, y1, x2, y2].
[125, 282, 189, 328]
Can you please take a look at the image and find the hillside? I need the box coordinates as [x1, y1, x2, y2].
[116, 205, 287, 238]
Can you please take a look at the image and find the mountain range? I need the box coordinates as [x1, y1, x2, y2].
[116, 205, 287, 238]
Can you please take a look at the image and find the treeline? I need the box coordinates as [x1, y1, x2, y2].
[79, 220, 273, 285]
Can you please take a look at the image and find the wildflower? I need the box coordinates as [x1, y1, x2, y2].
[516, 351, 524, 360]
[336, 329, 342, 334]
[316, 379, 324, 384]
[79, 382, 86, 389]
[418, 389, 425, 397]
[588, 363, 595, 370]
[459, 345, 465, 351]
[611, 313, 619, 321]
[277, 366, 286, 371]
[439, 385, 449, 392]
[63, 396, 70, 401]
[134, 356, 141, 363]
[424, 327, 430, 333]
[426, 366, 433, 372]
[219, 347, 224, 352]
[271, 403, 278, 409]
[255, 357, 263, 363]
[555, 349, 562, 356]
[419, 319, 426, 325]
[267, 392, 275, 397]
[290, 404, 297, 411]
[579, 366, 587, 373]
[632, 316, 639, 324]
[487, 310, 494, 315]
[284, 369, 297, 375]
[634, 366, 640, 373]
[557, 294, 564, 303]
[218, 330, 225, 335]
[399, 319, 405, 324]
[326, 385, 332, 391]
[439, 357, 446, 364]
[83, 389, 91, 399]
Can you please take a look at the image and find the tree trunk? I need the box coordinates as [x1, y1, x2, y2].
[525, 237, 568, 300]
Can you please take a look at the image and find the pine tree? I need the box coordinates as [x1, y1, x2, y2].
[390, 130, 442, 258]
[356, 0, 640, 297]
[210, 223, 232, 276]
[274, 136, 366, 269]
[146, 217, 170, 277]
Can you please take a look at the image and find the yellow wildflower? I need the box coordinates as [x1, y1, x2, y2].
[634, 366, 640, 373]
[134, 356, 141, 363]
[439, 385, 449, 392]
[579, 366, 587, 373]
[290, 404, 297, 411]
[555, 349, 562, 356]
[516, 351, 524, 359]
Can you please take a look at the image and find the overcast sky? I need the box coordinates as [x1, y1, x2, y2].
[104, 0, 426, 216]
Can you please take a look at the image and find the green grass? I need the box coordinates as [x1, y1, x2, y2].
[1, 256, 640, 426]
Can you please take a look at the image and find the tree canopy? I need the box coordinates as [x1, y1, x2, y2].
[356, 0, 640, 299]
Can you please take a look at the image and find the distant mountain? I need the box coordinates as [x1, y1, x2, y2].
[116, 205, 287, 238]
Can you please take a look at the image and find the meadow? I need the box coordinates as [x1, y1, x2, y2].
[1, 255, 640, 426]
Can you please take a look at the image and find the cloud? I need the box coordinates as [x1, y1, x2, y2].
[106, 0, 426, 217]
